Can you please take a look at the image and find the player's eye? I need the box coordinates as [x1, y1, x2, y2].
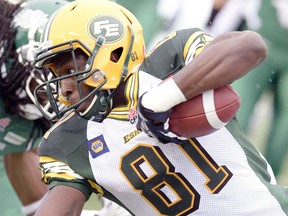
[60, 69, 75, 76]
[68, 69, 76, 74]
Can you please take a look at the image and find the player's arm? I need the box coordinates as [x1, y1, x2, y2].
[173, 30, 268, 100]
[36, 152, 95, 215]
[142, 30, 268, 112]
[136, 30, 267, 143]
[35, 185, 86, 216]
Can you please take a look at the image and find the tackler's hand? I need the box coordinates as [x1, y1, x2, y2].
[136, 94, 187, 144]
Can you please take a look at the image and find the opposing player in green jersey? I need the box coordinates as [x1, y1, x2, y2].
[30, 0, 287, 215]
[231, 0, 288, 178]
[0, 0, 68, 215]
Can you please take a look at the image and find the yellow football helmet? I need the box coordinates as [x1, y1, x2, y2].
[34, 0, 145, 121]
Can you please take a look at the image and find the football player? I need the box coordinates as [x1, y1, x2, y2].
[2, 1, 132, 215]
[31, 0, 287, 215]
[0, 0, 67, 215]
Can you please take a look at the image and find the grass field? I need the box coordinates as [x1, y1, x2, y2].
[84, 193, 103, 210]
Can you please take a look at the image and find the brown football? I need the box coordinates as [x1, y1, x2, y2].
[169, 85, 240, 137]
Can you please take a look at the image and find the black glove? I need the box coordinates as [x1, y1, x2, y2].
[136, 94, 187, 144]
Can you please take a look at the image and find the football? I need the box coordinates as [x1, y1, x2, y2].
[169, 85, 240, 138]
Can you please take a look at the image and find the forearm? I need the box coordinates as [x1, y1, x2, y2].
[141, 30, 267, 113]
[35, 186, 86, 216]
[173, 30, 268, 99]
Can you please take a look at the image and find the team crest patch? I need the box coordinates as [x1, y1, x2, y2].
[87, 135, 109, 159]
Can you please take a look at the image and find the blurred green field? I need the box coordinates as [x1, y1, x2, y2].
[83, 193, 103, 210]
[244, 91, 288, 185]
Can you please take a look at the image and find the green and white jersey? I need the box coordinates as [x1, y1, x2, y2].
[257, 0, 288, 50]
[0, 97, 42, 154]
[256, 0, 288, 66]
[39, 28, 288, 216]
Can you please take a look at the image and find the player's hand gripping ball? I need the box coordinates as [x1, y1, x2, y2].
[136, 95, 188, 144]
[169, 85, 240, 137]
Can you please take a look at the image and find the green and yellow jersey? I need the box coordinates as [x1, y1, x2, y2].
[39, 28, 288, 216]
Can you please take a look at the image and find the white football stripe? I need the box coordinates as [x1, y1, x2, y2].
[202, 90, 227, 129]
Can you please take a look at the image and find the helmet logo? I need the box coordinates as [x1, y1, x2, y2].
[13, 8, 49, 40]
[88, 16, 125, 43]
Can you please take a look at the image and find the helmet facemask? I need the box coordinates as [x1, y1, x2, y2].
[34, 38, 110, 122]
[33, 0, 145, 122]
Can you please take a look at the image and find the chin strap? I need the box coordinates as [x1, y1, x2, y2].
[98, 24, 135, 113]
[81, 90, 111, 122]
[81, 25, 135, 122]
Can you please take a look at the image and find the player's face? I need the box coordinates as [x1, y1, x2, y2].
[55, 53, 93, 113]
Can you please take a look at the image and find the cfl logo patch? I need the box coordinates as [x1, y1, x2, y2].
[88, 16, 125, 43]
